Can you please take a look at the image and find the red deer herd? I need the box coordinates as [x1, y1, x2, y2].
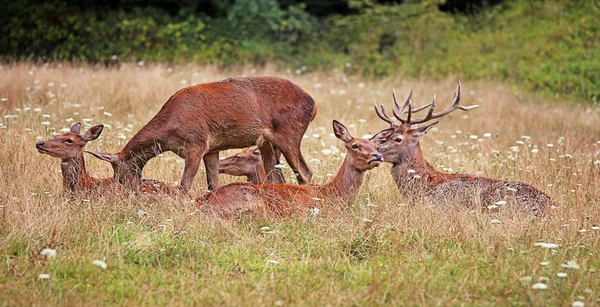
[37, 78, 551, 218]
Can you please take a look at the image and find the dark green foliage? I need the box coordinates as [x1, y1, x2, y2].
[1, 0, 598, 100]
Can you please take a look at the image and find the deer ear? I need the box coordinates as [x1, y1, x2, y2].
[370, 128, 395, 144]
[85, 151, 119, 164]
[82, 125, 104, 142]
[70, 122, 82, 134]
[332, 120, 353, 142]
[412, 121, 439, 137]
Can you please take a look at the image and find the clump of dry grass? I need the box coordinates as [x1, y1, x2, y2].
[1, 62, 599, 306]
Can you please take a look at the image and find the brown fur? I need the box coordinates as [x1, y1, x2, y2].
[36, 123, 175, 196]
[89, 77, 317, 194]
[218, 146, 288, 184]
[218, 147, 268, 184]
[197, 121, 384, 218]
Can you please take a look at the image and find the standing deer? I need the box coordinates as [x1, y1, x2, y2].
[36, 123, 175, 196]
[197, 120, 384, 218]
[371, 81, 551, 216]
[88, 77, 316, 194]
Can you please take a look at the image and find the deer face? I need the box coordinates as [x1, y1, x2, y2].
[371, 122, 438, 164]
[333, 120, 384, 171]
[371, 81, 478, 165]
[36, 123, 103, 161]
[219, 147, 262, 177]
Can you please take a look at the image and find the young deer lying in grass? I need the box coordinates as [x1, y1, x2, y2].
[36, 123, 175, 196]
[218, 147, 287, 184]
[371, 82, 551, 216]
[218, 147, 268, 184]
[197, 120, 384, 218]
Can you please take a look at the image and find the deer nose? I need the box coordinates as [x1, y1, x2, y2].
[373, 153, 383, 160]
[36, 141, 45, 148]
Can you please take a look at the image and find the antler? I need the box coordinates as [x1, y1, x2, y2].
[397, 80, 479, 125]
[373, 103, 394, 125]
[374, 87, 412, 125]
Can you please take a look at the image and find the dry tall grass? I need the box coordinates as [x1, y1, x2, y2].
[1, 62, 599, 306]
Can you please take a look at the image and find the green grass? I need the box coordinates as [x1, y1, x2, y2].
[0, 63, 599, 305]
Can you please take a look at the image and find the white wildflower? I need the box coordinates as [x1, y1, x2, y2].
[572, 301, 584, 307]
[540, 261, 550, 266]
[531, 283, 548, 290]
[557, 272, 567, 278]
[92, 260, 107, 270]
[534, 242, 559, 249]
[40, 248, 57, 258]
[38, 273, 51, 280]
[561, 261, 580, 270]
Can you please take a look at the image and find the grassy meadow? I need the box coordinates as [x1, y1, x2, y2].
[1, 62, 599, 306]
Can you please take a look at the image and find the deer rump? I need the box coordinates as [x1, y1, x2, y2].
[93, 76, 317, 193]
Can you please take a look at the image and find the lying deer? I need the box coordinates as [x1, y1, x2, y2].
[197, 120, 384, 218]
[88, 77, 316, 194]
[218, 147, 269, 184]
[371, 82, 551, 216]
[36, 123, 175, 196]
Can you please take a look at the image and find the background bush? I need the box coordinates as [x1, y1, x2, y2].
[1, 0, 598, 101]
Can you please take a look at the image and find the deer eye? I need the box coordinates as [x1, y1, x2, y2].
[65, 139, 74, 144]
[351, 143, 359, 149]
[394, 138, 402, 143]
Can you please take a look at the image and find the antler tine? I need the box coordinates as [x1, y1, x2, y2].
[396, 88, 413, 115]
[409, 80, 479, 125]
[373, 103, 393, 125]
[407, 101, 433, 113]
[392, 105, 408, 124]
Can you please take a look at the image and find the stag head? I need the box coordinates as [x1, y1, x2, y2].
[371, 81, 479, 164]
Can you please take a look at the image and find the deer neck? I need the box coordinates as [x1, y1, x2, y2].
[390, 144, 441, 196]
[321, 155, 366, 204]
[119, 130, 165, 170]
[247, 165, 268, 184]
[61, 153, 98, 192]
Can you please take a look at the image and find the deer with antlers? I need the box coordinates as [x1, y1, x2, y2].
[371, 81, 551, 216]
[197, 120, 384, 218]
[88, 77, 316, 194]
[36, 123, 175, 196]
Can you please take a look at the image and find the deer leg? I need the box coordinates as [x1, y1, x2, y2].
[203, 151, 219, 191]
[276, 141, 312, 185]
[259, 143, 278, 184]
[273, 149, 286, 184]
[180, 146, 207, 194]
